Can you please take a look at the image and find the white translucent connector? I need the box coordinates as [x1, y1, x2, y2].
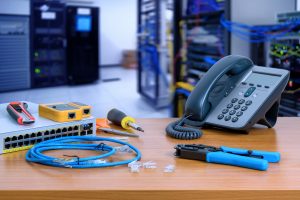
[115, 145, 133, 153]
[142, 161, 157, 169]
[128, 160, 142, 173]
[164, 164, 175, 173]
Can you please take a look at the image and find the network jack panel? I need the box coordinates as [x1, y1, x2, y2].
[0, 102, 96, 154]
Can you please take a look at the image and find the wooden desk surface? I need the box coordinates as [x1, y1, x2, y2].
[0, 118, 300, 200]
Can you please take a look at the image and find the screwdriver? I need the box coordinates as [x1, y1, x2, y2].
[107, 108, 144, 132]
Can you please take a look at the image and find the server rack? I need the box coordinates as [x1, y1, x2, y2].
[66, 6, 99, 84]
[30, 0, 67, 88]
[250, 12, 300, 116]
[172, 0, 229, 117]
[137, 0, 171, 108]
[0, 15, 30, 92]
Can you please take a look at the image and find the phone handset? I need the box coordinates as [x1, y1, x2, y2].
[185, 55, 253, 122]
[166, 55, 254, 140]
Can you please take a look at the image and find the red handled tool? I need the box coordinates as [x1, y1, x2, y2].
[7, 102, 35, 125]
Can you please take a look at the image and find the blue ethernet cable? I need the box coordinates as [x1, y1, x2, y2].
[26, 136, 141, 168]
[220, 14, 300, 43]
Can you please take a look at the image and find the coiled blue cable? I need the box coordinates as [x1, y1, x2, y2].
[26, 136, 141, 168]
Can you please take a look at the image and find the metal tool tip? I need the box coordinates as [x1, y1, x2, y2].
[137, 127, 144, 132]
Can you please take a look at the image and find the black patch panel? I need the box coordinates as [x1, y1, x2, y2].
[3, 124, 94, 150]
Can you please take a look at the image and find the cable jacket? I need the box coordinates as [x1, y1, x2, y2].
[26, 136, 141, 168]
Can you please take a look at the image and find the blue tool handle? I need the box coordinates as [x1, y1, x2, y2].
[206, 152, 269, 171]
[220, 146, 280, 163]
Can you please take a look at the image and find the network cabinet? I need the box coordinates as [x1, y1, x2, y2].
[66, 6, 99, 84]
[30, 1, 67, 87]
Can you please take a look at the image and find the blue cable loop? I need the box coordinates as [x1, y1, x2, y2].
[26, 136, 142, 168]
[220, 14, 300, 43]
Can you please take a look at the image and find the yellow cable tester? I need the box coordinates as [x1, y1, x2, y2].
[68, 102, 92, 118]
[39, 103, 83, 122]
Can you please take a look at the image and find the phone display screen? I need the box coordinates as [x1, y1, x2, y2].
[245, 72, 281, 87]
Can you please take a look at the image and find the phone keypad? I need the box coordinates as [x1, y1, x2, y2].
[229, 110, 236, 115]
[234, 105, 240, 110]
[217, 97, 251, 123]
[245, 100, 252, 106]
[227, 103, 233, 108]
[222, 109, 229, 114]
[218, 114, 224, 119]
[241, 106, 248, 111]
[238, 99, 245, 104]
[231, 98, 238, 103]
[236, 111, 243, 116]
[232, 117, 238, 122]
[224, 116, 231, 121]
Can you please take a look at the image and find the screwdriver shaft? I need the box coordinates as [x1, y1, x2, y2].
[127, 122, 144, 132]
[98, 127, 139, 137]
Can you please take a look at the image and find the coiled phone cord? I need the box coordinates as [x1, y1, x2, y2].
[26, 136, 141, 168]
[166, 115, 203, 140]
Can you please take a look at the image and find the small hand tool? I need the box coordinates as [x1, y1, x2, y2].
[98, 127, 139, 137]
[174, 144, 280, 171]
[7, 102, 35, 125]
[107, 108, 144, 132]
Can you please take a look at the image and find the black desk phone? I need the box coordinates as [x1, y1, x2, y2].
[166, 55, 290, 140]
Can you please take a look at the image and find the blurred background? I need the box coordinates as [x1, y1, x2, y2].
[0, 0, 300, 118]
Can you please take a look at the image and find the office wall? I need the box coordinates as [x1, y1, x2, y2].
[0, 0, 30, 15]
[94, 0, 137, 66]
[230, 0, 296, 58]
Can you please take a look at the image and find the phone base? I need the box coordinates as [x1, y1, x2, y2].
[257, 99, 280, 128]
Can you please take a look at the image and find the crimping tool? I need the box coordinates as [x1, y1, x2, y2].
[7, 102, 35, 125]
[174, 144, 280, 171]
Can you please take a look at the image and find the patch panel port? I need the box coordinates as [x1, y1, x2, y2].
[68, 133, 72, 136]
[50, 130, 55, 135]
[44, 137, 50, 141]
[50, 136, 55, 139]
[74, 126, 79, 131]
[24, 141, 30, 145]
[44, 131, 50, 136]
[31, 133, 36, 138]
[30, 139, 36, 145]
[4, 137, 10, 143]
[68, 127, 73, 132]
[12, 136, 17, 141]
[73, 132, 79, 136]
[37, 132, 42, 137]
[62, 128, 67, 132]
[18, 135, 23, 140]
[11, 143, 17, 148]
[82, 124, 90, 130]
[87, 130, 93, 135]
[56, 128, 61, 133]
[24, 134, 29, 139]
[5, 144, 11, 149]
[18, 142, 24, 147]
[37, 139, 42, 143]
[56, 135, 62, 138]
[80, 131, 86, 136]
